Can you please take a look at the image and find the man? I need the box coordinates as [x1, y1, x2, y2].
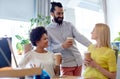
[46, 2, 91, 76]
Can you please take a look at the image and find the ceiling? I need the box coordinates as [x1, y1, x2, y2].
[52, 0, 102, 11]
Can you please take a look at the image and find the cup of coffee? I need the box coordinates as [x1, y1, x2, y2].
[54, 53, 62, 65]
[84, 51, 91, 60]
[67, 37, 73, 43]
[24, 43, 33, 53]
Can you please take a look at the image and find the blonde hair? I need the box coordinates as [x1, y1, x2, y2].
[95, 23, 111, 48]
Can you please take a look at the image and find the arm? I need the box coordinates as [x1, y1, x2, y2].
[84, 49, 117, 79]
[47, 37, 73, 53]
[88, 60, 116, 79]
[53, 53, 62, 76]
[54, 65, 60, 76]
[71, 24, 92, 47]
[47, 35, 64, 53]
[18, 52, 31, 68]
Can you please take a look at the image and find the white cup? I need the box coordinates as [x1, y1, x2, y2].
[67, 37, 73, 43]
[24, 43, 32, 53]
[54, 53, 62, 65]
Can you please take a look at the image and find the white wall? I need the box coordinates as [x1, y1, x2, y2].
[106, 0, 120, 41]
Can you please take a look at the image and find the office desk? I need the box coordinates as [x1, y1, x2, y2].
[52, 76, 83, 79]
[0, 67, 41, 78]
[0, 67, 84, 79]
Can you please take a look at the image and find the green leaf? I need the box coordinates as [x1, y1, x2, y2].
[16, 42, 23, 51]
[114, 37, 120, 41]
[15, 35, 23, 40]
[21, 39, 30, 45]
[113, 32, 120, 42]
[118, 32, 120, 36]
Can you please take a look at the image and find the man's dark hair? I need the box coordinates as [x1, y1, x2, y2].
[30, 26, 47, 46]
[50, 2, 63, 12]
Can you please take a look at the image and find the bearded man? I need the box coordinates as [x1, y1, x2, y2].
[46, 2, 91, 76]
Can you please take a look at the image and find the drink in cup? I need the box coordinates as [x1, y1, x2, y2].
[67, 37, 73, 43]
[84, 51, 91, 60]
[54, 53, 62, 65]
[24, 43, 33, 53]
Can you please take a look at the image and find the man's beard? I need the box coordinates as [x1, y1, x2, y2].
[54, 17, 63, 25]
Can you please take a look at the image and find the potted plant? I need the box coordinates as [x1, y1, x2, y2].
[30, 14, 50, 27]
[15, 35, 30, 55]
[15, 14, 50, 55]
[114, 32, 120, 41]
[112, 32, 120, 56]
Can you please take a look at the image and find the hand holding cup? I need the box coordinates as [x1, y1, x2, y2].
[67, 37, 73, 43]
[54, 53, 62, 76]
[54, 53, 62, 66]
[84, 51, 92, 66]
[62, 37, 73, 48]
[84, 51, 92, 60]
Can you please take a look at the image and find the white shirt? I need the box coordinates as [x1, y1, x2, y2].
[18, 50, 55, 77]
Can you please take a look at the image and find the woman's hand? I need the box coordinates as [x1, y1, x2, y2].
[54, 65, 60, 76]
[84, 58, 92, 66]
[87, 60, 98, 68]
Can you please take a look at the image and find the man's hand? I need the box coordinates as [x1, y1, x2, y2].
[62, 39, 73, 48]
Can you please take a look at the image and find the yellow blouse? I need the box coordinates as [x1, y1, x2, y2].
[83, 44, 117, 79]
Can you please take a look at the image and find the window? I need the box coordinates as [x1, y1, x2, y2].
[0, 19, 31, 55]
[0, 0, 35, 21]
[0, 0, 50, 54]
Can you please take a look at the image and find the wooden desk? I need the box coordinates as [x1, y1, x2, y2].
[0, 67, 84, 79]
[0, 67, 41, 78]
[52, 75, 83, 79]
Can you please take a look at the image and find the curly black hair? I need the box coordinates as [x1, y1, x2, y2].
[30, 26, 47, 46]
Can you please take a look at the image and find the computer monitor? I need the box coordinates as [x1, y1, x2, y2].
[0, 37, 12, 68]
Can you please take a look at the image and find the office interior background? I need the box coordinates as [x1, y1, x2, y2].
[0, 0, 120, 55]
[0, 1, 120, 79]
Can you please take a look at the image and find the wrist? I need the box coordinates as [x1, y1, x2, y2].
[55, 65, 60, 68]
[62, 44, 65, 48]
[95, 65, 100, 70]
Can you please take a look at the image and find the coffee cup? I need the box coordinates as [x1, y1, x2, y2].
[24, 43, 33, 53]
[84, 51, 91, 60]
[54, 53, 62, 65]
[67, 37, 73, 43]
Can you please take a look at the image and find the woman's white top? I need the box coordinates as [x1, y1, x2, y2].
[18, 50, 55, 77]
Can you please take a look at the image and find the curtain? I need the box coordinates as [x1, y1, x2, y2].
[36, 0, 50, 17]
[101, 0, 107, 23]
[0, 0, 50, 21]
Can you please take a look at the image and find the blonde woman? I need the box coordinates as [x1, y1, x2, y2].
[83, 23, 117, 79]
